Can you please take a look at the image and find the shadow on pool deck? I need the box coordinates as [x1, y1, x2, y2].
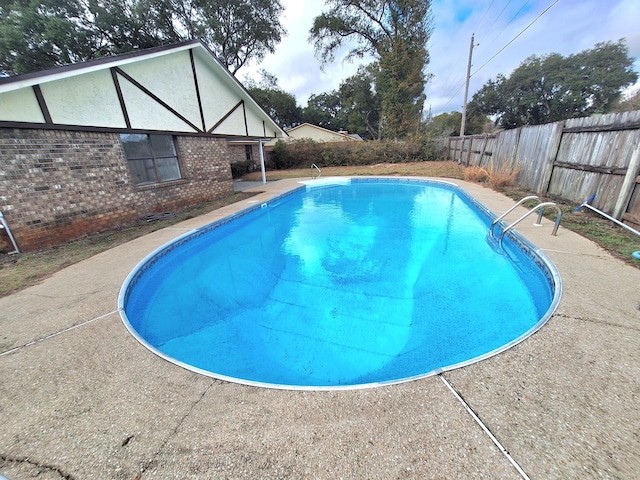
[233, 179, 267, 192]
[1, 178, 639, 479]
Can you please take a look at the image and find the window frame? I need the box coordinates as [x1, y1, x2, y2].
[120, 133, 183, 187]
[245, 144, 254, 162]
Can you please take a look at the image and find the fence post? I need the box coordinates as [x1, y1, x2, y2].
[459, 136, 465, 164]
[510, 127, 522, 167]
[539, 121, 565, 196]
[613, 140, 640, 219]
[478, 134, 489, 168]
[465, 136, 474, 165]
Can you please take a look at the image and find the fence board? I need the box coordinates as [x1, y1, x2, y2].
[471, 135, 497, 168]
[492, 128, 520, 170]
[445, 110, 640, 221]
[548, 124, 640, 211]
[514, 123, 562, 193]
[624, 178, 640, 229]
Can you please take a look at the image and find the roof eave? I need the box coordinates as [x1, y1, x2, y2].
[0, 40, 202, 93]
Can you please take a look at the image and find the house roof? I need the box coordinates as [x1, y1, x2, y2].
[0, 40, 286, 139]
[0, 40, 201, 90]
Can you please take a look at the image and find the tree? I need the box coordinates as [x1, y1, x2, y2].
[161, 0, 286, 74]
[338, 64, 381, 139]
[309, 0, 432, 139]
[0, 0, 95, 75]
[0, 0, 285, 76]
[245, 70, 302, 130]
[612, 88, 640, 112]
[301, 65, 380, 139]
[469, 40, 638, 129]
[422, 111, 486, 137]
[303, 91, 347, 131]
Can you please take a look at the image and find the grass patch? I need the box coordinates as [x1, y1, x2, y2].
[0, 192, 258, 297]
[464, 166, 490, 183]
[487, 163, 520, 189]
[463, 164, 520, 188]
[242, 160, 466, 181]
[497, 185, 640, 267]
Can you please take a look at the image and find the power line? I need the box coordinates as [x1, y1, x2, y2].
[471, 0, 561, 77]
[435, 1, 499, 105]
[473, 0, 497, 34]
[436, 0, 512, 112]
[441, 0, 560, 113]
[475, 0, 514, 47]
[434, 79, 467, 112]
[474, 0, 525, 60]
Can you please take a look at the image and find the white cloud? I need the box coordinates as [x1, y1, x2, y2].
[244, 0, 370, 105]
[244, 0, 640, 115]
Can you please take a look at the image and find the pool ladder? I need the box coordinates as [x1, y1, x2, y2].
[311, 163, 321, 179]
[490, 195, 562, 248]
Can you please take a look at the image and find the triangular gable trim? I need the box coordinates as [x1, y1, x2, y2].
[190, 50, 207, 133]
[208, 100, 247, 135]
[32, 85, 52, 124]
[110, 68, 131, 129]
[0, 40, 201, 92]
[0, 40, 286, 138]
[113, 66, 202, 133]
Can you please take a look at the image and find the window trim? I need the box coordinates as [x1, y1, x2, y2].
[120, 133, 183, 187]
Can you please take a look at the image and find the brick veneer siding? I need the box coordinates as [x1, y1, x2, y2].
[0, 128, 233, 252]
[228, 144, 259, 164]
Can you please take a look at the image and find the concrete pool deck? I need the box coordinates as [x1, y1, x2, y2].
[1, 177, 639, 479]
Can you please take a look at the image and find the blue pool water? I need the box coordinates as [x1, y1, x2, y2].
[120, 178, 560, 389]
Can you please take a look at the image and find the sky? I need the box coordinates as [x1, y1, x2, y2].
[243, 0, 640, 117]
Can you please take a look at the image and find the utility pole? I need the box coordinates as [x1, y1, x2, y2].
[460, 33, 475, 138]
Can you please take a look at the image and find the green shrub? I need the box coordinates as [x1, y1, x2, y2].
[270, 136, 440, 170]
[230, 160, 257, 178]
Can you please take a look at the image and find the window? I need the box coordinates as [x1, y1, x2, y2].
[245, 145, 253, 162]
[120, 134, 182, 186]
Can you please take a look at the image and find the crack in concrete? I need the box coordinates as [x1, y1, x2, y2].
[0, 310, 119, 357]
[553, 313, 640, 332]
[138, 379, 216, 477]
[15, 290, 108, 300]
[0, 454, 75, 480]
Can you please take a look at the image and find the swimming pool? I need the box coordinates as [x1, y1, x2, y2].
[119, 178, 561, 389]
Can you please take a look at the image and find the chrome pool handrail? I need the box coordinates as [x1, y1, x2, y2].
[489, 195, 539, 237]
[499, 202, 562, 248]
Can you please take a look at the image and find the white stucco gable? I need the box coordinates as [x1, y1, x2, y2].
[286, 123, 357, 142]
[0, 40, 286, 139]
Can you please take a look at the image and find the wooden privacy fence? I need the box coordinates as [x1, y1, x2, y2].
[446, 110, 640, 229]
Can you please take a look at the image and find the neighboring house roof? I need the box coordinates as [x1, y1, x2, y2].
[0, 40, 286, 139]
[284, 123, 358, 142]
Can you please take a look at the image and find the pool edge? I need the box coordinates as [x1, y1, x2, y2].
[117, 176, 562, 391]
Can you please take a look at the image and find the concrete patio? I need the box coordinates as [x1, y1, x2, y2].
[1, 178, 638, 479]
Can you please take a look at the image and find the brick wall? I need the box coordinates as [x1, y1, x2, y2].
[0, 128, 233, 252]
[227, 144, 260, 165]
